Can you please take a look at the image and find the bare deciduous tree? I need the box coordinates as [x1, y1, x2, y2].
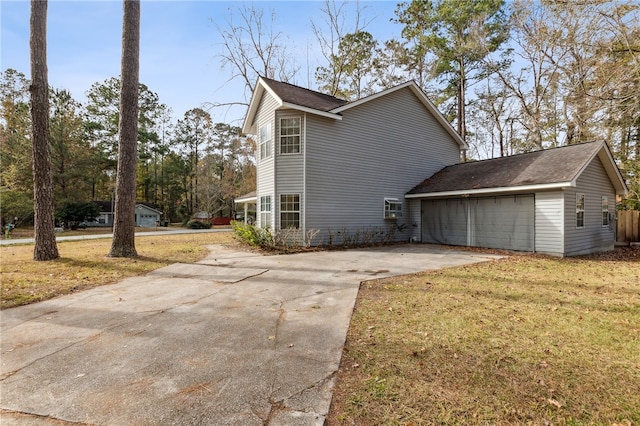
[30, 0, 59, 261]
[216, 4, 298, 105]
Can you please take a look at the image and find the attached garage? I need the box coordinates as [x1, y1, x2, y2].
[407, 142, 628, 257]
[421, 195, 534, 252]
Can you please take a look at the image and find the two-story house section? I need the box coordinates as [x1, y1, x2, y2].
[241, 77, 467, 245]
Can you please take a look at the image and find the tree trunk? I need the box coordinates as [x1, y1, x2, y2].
[458, 57, 467, 162]
[30, 0, 59, 261]
[109, 0, 140, 257]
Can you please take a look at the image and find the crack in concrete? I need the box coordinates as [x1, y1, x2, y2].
[230, 268, 270, 284]
[0, 409, 94, 425]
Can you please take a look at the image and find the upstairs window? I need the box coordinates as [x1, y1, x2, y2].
[259, 123, 272, 160]
[260, 195, 271, 228]
[279, 117, 301, 154]
[280, 194, 300, 229]
[384, 198, 402, 219]
[576, 193, 585, 228]
[602, 196, 609, 226]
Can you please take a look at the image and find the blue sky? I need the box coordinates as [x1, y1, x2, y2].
[1, 1, 402, 125]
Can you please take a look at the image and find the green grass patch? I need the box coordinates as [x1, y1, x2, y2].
[328, 248, 640, 425]
[1, 232, 233, 309]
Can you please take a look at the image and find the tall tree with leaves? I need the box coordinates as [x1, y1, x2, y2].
[109, 0, 140, 258]
[30, 0, 58, 260]
[173, 108, 211, 216]
[316, 31, 378, 99]
[312, 0, 373, 98]
[396, 0, 508, 154]
[1, 69, 33, 220]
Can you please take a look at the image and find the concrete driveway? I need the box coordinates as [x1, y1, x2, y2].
[1, 244, 502, 425]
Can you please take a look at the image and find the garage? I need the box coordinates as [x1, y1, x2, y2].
[421, 194, 535, 252]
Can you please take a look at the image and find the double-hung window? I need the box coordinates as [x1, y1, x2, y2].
[279, 117, 301, 154]
[576, 193, 585, 228]
[601, 196, 609, 226]
[384, 198, 402, 219]
[280, 194, 300, 229]
[260, 195, 271, 228]
[259, 123, 272, 160]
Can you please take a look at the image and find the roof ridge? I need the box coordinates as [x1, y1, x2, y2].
[260, 76, 347, 102]
[457, 140, 603, 166]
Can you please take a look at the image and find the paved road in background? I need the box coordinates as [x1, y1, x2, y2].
[0, 228, 228, 246]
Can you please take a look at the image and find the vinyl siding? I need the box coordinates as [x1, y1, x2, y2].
[304, 87, 461, 244]
[255, 92, 278, 229]
[275, 110, 305, 233]
[534, 191, 564, 256]
[408, 199, 421, 241]
[563, 156, 616, 256]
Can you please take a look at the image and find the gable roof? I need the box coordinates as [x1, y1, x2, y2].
[406, 141, 628, 198]
[242, 78, 467, 149]
[94, 201, 162, 214]
[261, 77, 348, 112]
[243, 77, 346, 133]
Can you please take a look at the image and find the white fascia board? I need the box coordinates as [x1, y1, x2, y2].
[242, 78, 284, 135]
[331, 82, 414, 113]
[280, 102, 343, 120]
[405, 182, 573, 199]
[597, 144, 628, 195]
[235, 195, 257, 204]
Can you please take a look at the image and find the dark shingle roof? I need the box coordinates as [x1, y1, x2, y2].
[261, 77, 348, 112]
[408, 141, 604, 195]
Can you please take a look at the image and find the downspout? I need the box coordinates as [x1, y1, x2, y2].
[465, 195, 471, 246]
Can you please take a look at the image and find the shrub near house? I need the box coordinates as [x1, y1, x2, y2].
[55, 201, 100, 230]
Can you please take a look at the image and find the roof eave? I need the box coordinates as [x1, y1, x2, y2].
[235, 195, 257, 204]
[597, 144, 628, 195]
[242, 77, 284, 135]
[280, 102, 343, 120]
[405, 182, 573, 199]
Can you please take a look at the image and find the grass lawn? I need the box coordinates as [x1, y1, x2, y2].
[1, 231, 233, 309]
[328, 247, 640, 425]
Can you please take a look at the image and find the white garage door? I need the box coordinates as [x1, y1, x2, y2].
[422, 195, 534, 252]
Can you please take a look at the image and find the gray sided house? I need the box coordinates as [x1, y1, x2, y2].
[240, 77, 467, 245]
[92, 201, 162, 228]
[238, 77, 627, 256]
[407, 141, 627, 257]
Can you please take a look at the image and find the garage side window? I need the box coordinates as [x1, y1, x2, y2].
[576, 193, 585, 228]
[601, 196, 609, 226]
[280, 194, 300, 229]
[384, 198, 402, 219]
[260, 195, 271, 228]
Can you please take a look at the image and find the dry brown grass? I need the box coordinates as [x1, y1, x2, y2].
[1, 231, 233, 309]
[328, 247, 640, 425]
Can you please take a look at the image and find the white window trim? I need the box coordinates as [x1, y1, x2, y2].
[384, 198, 402, 220]
[259, 122, 272, 161]
[576, 193, 585, 229]
[601, 196, 609, 227]
[279, 193, 301, 229]
[260, 195, 271, 228]
[279, 117, 301, 155]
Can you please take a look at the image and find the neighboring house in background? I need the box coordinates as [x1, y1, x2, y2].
[90, 201, 163, 228]
[237, 77, 627, 256]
